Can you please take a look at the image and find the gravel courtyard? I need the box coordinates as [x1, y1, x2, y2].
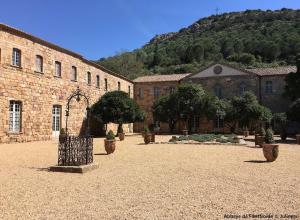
[0, 135, 299, 220]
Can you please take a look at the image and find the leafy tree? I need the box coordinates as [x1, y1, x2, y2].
[284, 54, 300, 101]
[152, 84, 216, 133]
[91, 91, 145, 132]
[222, 92, 272, 131]
[287, 98, 300, 123]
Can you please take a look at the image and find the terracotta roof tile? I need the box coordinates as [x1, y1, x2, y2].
[246, 66, 297, 76]
[133, 73, 191, 83]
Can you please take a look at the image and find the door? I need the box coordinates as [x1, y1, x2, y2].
[52, 105, 61, 137]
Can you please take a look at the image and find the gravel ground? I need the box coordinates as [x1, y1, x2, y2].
[0, 135, 299, 220]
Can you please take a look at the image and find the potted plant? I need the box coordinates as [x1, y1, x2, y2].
[144, 127, 151, 144]
[273, 113, 288, 141]
[117, 124, 125, 141]
[255, 126, 266, 147]
[262, 128, 279, 162]
[149, 124, 156, 143]
[59, 128, 67, 144]
[243, 127, 249, 137]
[104, 130, 116, 154]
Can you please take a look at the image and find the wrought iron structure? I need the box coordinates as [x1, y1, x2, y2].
[58, 87, 93, 166]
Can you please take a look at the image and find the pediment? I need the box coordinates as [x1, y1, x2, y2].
[188, 64, 250, 79]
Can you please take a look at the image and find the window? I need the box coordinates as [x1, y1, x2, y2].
[169, 87, 175, 94]
[87, 72, 91, 85]
[12, 48, 21, 67]
[55, 61, 61, 77]
[118, 82, 121, 91]
[265, 81, 273, 94]
[96, 75, 100, 88]
[71, 66, 77, 81]
[9, 101, 21, 133]
[214, 117, 224, 129]
[128, 86, 131, 96]
[214, 84, 222, 98]
[239, 82, 246, 95]
[105, 78, 108, 91]
[138, 88, 144, 99]
[154, 87, 160, 99]
[35, 55, 43, 73]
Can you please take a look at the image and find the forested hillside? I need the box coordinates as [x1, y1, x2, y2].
[97, 9, 300, 79]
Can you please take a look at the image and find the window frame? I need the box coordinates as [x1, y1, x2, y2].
[87, 72, 92, 86]
[12, 48, 21, 67]
[71, 66, 77, 82]
[214, 84, 222, 98]
[35, 55, 43, 73]
[55, 61, 62, 78]
[154, 87, 160, 99]
[265, 81, 273, 94]
[9, 101, 22, 133]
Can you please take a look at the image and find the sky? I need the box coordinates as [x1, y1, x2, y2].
[0, 0, 299, 60]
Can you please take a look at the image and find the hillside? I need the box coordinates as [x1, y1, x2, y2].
[97, 9, 300, 79]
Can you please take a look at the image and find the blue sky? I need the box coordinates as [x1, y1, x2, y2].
[0, 0, 299, 60]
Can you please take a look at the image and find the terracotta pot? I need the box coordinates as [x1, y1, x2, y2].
[118, 133, 125, 141]
[151, 133, 155, 143]
[144, 134, 151, 144]
[104, 139, 116, 154]
[262, 144, 279, 162]
[255, 135, 265, 147]
[244, 131, 249, 137]
[280, 132, 287, 141]
[182, 129, 188, 136]
[296, 134, 300, 145]
[59, 134, 67, 144]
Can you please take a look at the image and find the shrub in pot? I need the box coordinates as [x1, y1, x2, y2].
[262, 128, 279, 162]
[144, 127, 151, 144]
[104, 130, 116, 154]
[255, 127, 265, 147]
[59, 128, 67, 144]
[117, 125, 125, 141]
[243, 127, 249, 137]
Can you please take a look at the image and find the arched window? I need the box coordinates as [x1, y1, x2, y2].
[96, 75, 100, 88]
[118, 82, 121, 91]
[214, 84, 222, 98]
[239, 82, 246, 95]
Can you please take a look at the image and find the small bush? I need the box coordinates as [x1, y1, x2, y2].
[256, 127, 266, 136]
[265, 128, 274, 144]
[144, 127, 150, 134]
[117, 125, 124, 134]
[106, 130, 115, 140]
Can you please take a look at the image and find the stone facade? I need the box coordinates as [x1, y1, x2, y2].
[0, 24, 133, 143]
[134, 64, 297, 134]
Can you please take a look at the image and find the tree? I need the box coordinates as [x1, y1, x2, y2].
[152, 84, 216, 133]
[284, 54, 300, 101]
[152, 95, 177, 133]
[287, 98, 300, 123]
[91, 91, 145, 133]
[222, 92, 272, 131]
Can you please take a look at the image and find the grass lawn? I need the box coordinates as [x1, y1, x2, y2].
[0, 135, 299, 219]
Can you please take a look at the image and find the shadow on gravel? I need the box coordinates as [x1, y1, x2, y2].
[94, 153, 108, 156]
[244, 160, 268, 163]
[28, 167, 50, 172]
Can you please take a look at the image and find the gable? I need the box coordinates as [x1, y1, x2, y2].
[188, 64, 250, 79]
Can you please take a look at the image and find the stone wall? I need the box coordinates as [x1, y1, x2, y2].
[0, 27, 133, 143]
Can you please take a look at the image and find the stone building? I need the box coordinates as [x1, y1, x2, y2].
[0, 24, 133, 143]
[134, 63, 296, 133]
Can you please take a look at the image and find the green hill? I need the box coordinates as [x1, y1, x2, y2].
[96, 8, 300, 79]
